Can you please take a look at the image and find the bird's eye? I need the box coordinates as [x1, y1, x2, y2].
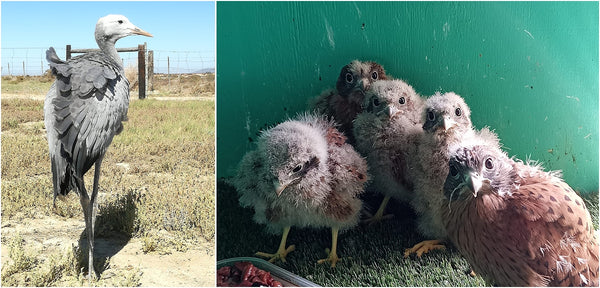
[485, 158, 494, 170]
[372, 97, 380, 107]
[118, 20, 124, 24]
[371, 71, 378, 80]
[455, 107, 462, 117]
[292, 165, 302, 173]
[345, 73, 354, 83]
[399, 97, 406, 105]
[427, 110, 435, 121]
[449, 165, 459, 177]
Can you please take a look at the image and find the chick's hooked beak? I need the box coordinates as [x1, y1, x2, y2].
[273, 180, 288, 197]
[131, 26, 153, 37]
[468, 171, 484, 198]
[357, 78, 369, 91]
[442, 116, 457, 131]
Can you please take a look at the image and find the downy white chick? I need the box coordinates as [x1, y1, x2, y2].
[405, 92, 500, 258]
[233, 113, 369, 267]
[353, 79, 425, 224]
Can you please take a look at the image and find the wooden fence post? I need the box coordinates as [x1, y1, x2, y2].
[66, 45, 72, 60]
[138, 44, 146, 99]
[148, 50, 154, 91]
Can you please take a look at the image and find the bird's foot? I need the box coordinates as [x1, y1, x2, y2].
[362, 210, 394, 225]
[255, 245, 296, 263]
[317, 248, 339, 268]
[403, 239, 445, 258]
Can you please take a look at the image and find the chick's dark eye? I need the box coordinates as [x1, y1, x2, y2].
[345, 73, 353, 83]
[455, 107, 462, 116]
[399, 97, 405, 105]
[118, 20, 124, 24]
[449, 165, 459, 177]
[292, 165, 302, 173]
[485, 158, 494, 170]
[371, 71, 378, 80]
[427, 110, 435, 121]
[372, 97, 380, 107]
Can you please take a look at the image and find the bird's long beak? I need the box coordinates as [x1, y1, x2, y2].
[274, 180, 288, 197]
[442, 116, 457, 131]
[131, 27, 153, 37]
[468, 172, 483, 198]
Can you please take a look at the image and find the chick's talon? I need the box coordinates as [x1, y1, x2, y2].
[255, 245, 296, 263]
[404, 239, 445, 258]
[362, 211, 394, 225]
[317, 248, 340, 268]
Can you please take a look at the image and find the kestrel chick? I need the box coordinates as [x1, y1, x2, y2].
[232, 113, 369, 267]
[443, 143, 599, 286]
[406, 92, 500, 258]
[310, 60, 388, 142]
[353, 79, 425, 224]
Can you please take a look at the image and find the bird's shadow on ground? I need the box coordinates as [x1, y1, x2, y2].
[75, 189, 141, 278]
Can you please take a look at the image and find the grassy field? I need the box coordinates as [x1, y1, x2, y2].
[1, 75, 215, 286]
[217, 180, 599, 287]
[0, 71, 215, 99]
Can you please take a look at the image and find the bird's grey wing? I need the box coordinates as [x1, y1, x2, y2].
[46, 47, 130, 175]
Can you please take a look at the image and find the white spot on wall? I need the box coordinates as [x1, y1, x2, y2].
[524, 29, 535, 39]
[245, 113, 251, 133]
[324, 17, 335, 50]
[354, 2, 362, 18]
[442, 22, 450, 38]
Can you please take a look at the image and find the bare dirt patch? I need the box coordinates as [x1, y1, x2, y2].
[1, 217, 215, 286]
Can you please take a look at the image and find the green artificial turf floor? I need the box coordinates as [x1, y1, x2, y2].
[217, 180, 599, 287]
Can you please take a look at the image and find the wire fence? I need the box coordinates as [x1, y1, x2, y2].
[1, 47, 214, 76]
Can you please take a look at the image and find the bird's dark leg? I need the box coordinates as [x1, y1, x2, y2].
[88, 156, 104, 279]
[255, 226, 295, 263]
[317, 227, 340, 268]
[76, 175, 94, 281]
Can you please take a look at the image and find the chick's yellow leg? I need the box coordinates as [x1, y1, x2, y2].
[403, 239, 446, 258]
[317, 227, 340, 268]
[363, 195, 394, 225]
[255, 226, 295, 263]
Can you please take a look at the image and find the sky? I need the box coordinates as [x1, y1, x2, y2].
[1, 1, 215, 75]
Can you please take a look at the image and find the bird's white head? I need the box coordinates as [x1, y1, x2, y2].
[95, 14, 153, 46]
[259, 120, 328, 197]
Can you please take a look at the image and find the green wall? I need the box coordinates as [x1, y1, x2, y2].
[217, 1, 599, 193]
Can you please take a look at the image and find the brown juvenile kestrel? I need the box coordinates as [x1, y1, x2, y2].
[442, 143, 599, 286]
[310, 60, 388, 142]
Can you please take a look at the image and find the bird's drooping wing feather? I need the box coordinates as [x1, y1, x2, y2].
[507, 168, 599, 286]
[45, 47, 129, 196]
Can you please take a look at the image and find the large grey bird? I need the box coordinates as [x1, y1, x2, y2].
[353, 79, 425, 224]
[442, 142, 599, 286]
[44, 14, 151, 278]
[232, 113, 369, 267]
[405, 92, 500, 258]
[310, 60, 388, 142]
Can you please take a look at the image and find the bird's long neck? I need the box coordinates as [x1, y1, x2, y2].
[96, 34, 123, 68]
